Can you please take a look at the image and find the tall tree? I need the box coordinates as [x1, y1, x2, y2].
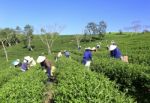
[40, 24, 64, 54]
[11, 30, 20, 45]
[84, 21, 107, 41]
[131, 20, 141, 33]
[16, 26, 21, 34]
[86, 22, 97, 41]
[83, 29, 88, 40]
[86, 22, 97, 35]
[0, 28, 20, 46]
[98, 21, 107, 39]
[0, 30, 8, 61]
[143, 25, 150, 33]
[98, 21, 107, 36]
[24, 24, 33, 51]
[75, 34, 82, 48]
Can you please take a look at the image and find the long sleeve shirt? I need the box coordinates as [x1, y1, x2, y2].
[83, 50, 92, 61]
[82, 50, 92, 65]
[40, 59, 52, 70]
[110, 48, 122, 58]
[21, 63, 28, 70]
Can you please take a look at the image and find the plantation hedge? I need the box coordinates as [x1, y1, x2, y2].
[91, 58, 150, 102]
[54, 58, 135, 103]
[0, 67, 47, 103]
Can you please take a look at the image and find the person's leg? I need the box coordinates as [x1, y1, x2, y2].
[85, 61, 91, 70]
[82, 59, 86, 65]
[55, 57, 58, 62]
[47, 68, 51, 78]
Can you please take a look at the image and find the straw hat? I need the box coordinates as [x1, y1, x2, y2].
[24, 56, 31, 62]
[37, 56, 46, 63]
[109, 45, 117, 51]
[85, 47, 91, 50]
[12, 61, 20, 66]
[23, 59, 28, 63]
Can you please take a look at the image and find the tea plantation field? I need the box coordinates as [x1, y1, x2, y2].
[0, 33, 150, 103]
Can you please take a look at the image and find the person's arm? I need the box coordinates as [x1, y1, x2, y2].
[83, 52, 86, 59]
[45, 59, 51, 69]
[110, 50, 115, 57]
[89, 52, 92, 60]
[116, 48, 122, 58]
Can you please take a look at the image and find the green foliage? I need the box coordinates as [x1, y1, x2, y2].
[84, 21, 107, 42]
[0, 67, 47, 103]
[54, 58, 135, 103]
[0, 68, 20, 88]
[0, 32, 150, 102]
[0, 28, 20, 46]
[91, 57, 150, 102]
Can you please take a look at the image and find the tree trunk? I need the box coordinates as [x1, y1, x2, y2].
[1, 40, 8, 62]
[28, 36, 31, 48]
[46, 39, 51, 54]
[5, 39, 11, 47]
[15, 41, 18, 45]
[28, 36, 33, 51]
[8, 42, 11, 47]
[77, 39, 80, 48]
[90, 34, 92, 42]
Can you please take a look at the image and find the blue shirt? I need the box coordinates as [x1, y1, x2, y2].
[82, 50, 92, 64]
[110, 48, 122, 58]
[21, 63, 28, 70]
[65, 51, 70, 57]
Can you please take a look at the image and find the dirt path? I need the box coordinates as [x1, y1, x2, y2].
[44, 90, 53, 103]
[44, 77, 57, 103]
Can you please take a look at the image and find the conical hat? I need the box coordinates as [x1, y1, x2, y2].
[24, 56, 31, 61]
[37, 56, 46, 63]
[12, 61, 19, 66]
[85, 47, 91, 50]
[109, 45, 117, 51]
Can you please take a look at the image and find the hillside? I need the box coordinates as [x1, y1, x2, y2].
[0, 33, 150, 103]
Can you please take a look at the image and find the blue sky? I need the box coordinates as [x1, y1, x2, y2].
[0, 0, 150, 34]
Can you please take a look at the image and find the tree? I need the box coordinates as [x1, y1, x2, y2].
[24, 24, 34, 51]
[86, 22, 97, 41]
[84, 21, 107, 41]
[75, 34, 82, 48]
[3, 28, 13, 46]
[40, 24, 64, 54]
[131, 20, 141, 33]
[16, 26, 22, 34]
[0, 39, 8, 62]
[86, 22, 97, 35]
[143, 25, 150, 33]
[83, 29, 88, 40]
[0, 28, 20, 46]
[97, 21, 107, 38]
[119, 29, 123, 35]
[10, 30, 20, 45]
[0, 30, 8, 62]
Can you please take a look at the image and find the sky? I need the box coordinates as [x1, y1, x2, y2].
[0, 0, 150, 34]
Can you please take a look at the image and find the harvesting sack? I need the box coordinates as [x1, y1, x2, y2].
[121, 56, 128, 63]
[51, 66, 56, 76]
